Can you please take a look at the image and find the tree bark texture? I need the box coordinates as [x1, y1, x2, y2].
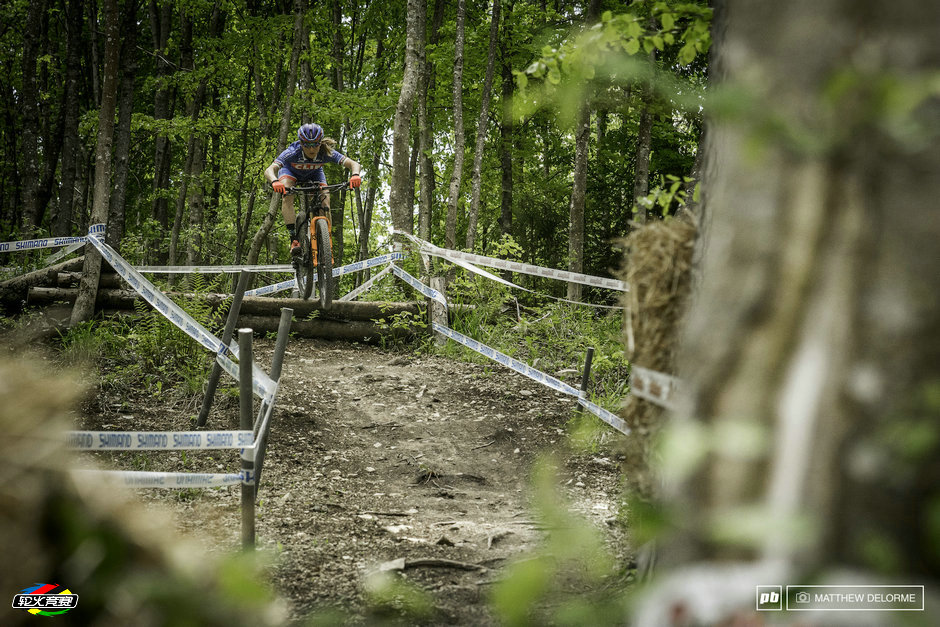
[444, 0, 467, 250]
[70, 0, 120, 326]
[632, 50, 656, 225]
[20, 0, 48, 233]
[652, 0, 940, 610]
[106, 0, 139, 250]
[389, 0, 425, 237]
[416, 0, 445, 241]
[53, 0, 87, 237]
[566, 105, 590, 301]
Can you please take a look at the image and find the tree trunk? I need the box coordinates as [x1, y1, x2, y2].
[106, 0, 139, 250]
[498, 39, 513, 238]
[632, 50, 656, 225]
[417, 0, 446, 241]
[69, 0, 120, 326]
[53, 0, 86, 237]
[465, 0, 500, 251]
[245, 0, 306, 267]
[444, 0, 467, 250]
[643, 1, 940, 620]
[388, 0, 424, 238]
[20, 0, 48, 233]
[150, 0, 174, 251]
[566, 105, 590, 301]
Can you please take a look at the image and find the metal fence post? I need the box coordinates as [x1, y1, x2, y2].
[581, 347, 595, 397]
[197, 270, 253, 427]
[238, 328, 255, 550]
[253, 307, 293, 494]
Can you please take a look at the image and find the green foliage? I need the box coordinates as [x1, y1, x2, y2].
[56, 276, 226, 398]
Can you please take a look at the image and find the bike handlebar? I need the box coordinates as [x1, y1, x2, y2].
[284, 181, 353, 195]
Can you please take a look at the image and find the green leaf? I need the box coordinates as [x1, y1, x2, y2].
[627, 20, 642, 38]
[643, 39, 655, 54]
[625, 38, 640, 55]
[661, 13, 675, 30]
[653, 35, 665, 51]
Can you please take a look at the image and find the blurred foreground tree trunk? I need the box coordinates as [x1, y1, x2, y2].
[644, 1, 940, 619]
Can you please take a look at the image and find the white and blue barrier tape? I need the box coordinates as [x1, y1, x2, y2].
[134, 263, 294, 274]
[390, 264, 448, 307]
[72, 469, 251, 488]
[85, 224, 277, 402]
[339, 264, 393, 302]
[44, 241, 86, 265]
[66, 430, 254, 451]
[394, 230, 628, 292]
[244, 252, 404, 297]
[431, 323, 631, 436]
[0, 234, 91, 253]
[245, 277, 298, 297]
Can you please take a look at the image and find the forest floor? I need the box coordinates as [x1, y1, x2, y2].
[77, 337, 634, 625]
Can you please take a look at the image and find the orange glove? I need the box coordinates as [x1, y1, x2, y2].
[349, 174, 362, 188]
[272, 180, 287, 194]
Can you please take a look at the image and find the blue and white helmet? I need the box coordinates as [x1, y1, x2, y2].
[298, 123, 324, 145]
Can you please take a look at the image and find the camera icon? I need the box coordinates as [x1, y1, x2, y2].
[796, 591, 810, 604]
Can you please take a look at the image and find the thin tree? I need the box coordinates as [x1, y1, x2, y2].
[388, 0, 424, 237]
[465, 0, 501, 251]
[566, 0, 601, 301]
[444, 0, 467, 249]
[417, 0, 446, 241]
[70, 0, 120, 326]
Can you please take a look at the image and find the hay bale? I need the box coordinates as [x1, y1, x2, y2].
[618, 216, 697, 496]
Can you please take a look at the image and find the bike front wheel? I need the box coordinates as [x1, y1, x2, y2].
[294, 222, 315, 300]
[315, 218, 333, 309]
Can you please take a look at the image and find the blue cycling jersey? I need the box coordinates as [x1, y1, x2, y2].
[274, 141, 346, 184]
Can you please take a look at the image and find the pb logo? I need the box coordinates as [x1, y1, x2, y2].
[756, 585, 783, 611]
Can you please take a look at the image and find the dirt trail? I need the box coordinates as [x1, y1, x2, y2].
[81, 337, 628, 624]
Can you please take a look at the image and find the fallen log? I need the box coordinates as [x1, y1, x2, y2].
[237, 315, 413, 343]
[0, 257, 86, 313]
[56, 271, 124, 289]
[26, 287, 427, 321]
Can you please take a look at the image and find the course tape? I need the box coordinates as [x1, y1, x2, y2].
[395, 230, 628, 292]
[45, 241, 86, 265]
[244, 253, 403, 297]
[0, 234, 90, 254]
[431, 322, 631, 436]
[85, 225, 277, 401]
[216, 353, 278, 403]
[135, 263, 294, 274]
[66, 430, 254, 451]
[72, 469, 251, 488]
[339, 264, 392, 302]
[391, 264, 448, 306]
[446, 254, 625, 311]
[631, 366, 680, 411]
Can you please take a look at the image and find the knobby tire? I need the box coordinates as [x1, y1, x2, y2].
[315, 218, 333, 309]
[295, 217, 314, 300]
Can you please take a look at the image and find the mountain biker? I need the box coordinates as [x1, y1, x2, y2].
[263, 123, 361, 258]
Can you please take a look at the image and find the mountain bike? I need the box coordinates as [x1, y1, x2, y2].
[285, 181, 348, 308]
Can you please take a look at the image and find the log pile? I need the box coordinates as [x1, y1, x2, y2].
[2, 260, 430, 342]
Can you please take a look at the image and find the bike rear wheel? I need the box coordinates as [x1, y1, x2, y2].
[294, 218, 315, 300]
[315, 218, 333, 309]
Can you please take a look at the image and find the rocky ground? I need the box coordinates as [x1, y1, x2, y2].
[77, 337, 634, 624]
